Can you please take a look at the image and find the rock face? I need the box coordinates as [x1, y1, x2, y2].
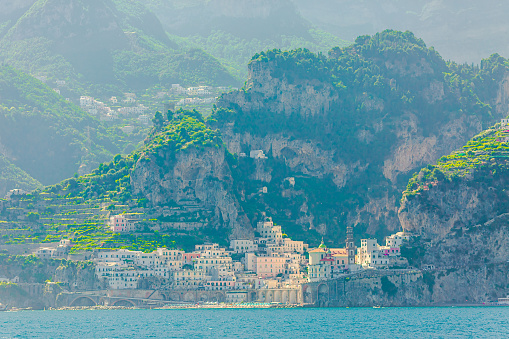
[399, 179, 505, 241]
[231, 61, 338, 117]
[306, 263, 509, 307]
[53, 261, 103, 291]
[212, 39, 508, 243]
[130, 144, 252, 239]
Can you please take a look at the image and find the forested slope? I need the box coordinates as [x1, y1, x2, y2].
[210, 30, 509, 245]
[139, 0, 350, 81]
[0, 0, 237, 91]
[0, 66, 132, 185]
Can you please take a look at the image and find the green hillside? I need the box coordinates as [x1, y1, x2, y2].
[0, 65, 140, 185]
[404, 122, 509, 199]
[0, 155, 42, 197]
[139, 0, 351, 81]
[0, 109, 226, 253]
[209, 31, 509, 244]
[0, 0, 237, 91]
[2, 31, 509, 252]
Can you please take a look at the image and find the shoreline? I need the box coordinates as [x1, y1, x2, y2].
[3, 303, 508, 312]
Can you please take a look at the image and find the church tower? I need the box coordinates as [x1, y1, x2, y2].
[346, 225, 356, 265]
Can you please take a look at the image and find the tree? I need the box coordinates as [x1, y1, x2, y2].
[152, 111, 164, 128]
[27, 212, 40, 222]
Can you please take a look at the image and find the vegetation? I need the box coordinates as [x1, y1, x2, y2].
[0, 66, 146, 186]
[179, 28, 351, 82]
[0, 109, 226, 253]
[381, 276, 398, 297]
[210, 30, 509, 245]
[403, 124, 509, 199]
[0, 155, 42, 196]
[0, 0, 237, 94]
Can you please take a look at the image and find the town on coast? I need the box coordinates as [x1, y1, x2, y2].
[0, 213, 411, 310]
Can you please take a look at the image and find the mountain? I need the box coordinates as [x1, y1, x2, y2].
[0, 109, 250, 252]
[0, 154, 42, 197]
[3, 31, 509, 252]
[0, 0, 237, 90]
[292, 0, 509, 64]
[139, 0, 351, 81]
[209, 31, 509, 245]
[398, 117, 509, 268]
[0, 65, 136, 186]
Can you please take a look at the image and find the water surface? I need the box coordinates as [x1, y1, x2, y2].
[1, 307, 508, 338]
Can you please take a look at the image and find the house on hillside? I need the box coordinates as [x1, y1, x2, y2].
[108, 215, 137, 233]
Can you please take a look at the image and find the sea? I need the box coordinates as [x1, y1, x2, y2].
[1, 307, 508, 338]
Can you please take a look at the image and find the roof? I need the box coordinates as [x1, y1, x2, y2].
[331, 248, 347, 255]
[309, 248, 326, 253]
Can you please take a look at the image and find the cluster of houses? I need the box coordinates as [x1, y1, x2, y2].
[97, 216, 309, 293]
[169, 84, 236, 110]
[79, 95, 149, 124]
[31, 212, 410, 296]
[94, 215, 410, 290]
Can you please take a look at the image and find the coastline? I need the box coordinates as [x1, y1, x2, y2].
[4, 303, 509, 312]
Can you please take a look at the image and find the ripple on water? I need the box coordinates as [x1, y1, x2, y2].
[0, 307, 508, 339]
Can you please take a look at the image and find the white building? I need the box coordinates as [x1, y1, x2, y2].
[385, 232, 410, 248]
[356, 239, 390, 268]
[173, 269, 206, 289]
[230, 240, 258, 253]
[80, 96, 94, 107]
[95, 262, 140, 289]
[138, 115, 150, 124]
[250, 150, 267, 159]
[257, 217, 283, 244]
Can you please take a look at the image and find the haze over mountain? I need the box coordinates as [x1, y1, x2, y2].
[0, 0, 236, 90]
[139, 0, 350, 80]
[0, 65, 140, 193]
[292, 0, 509, 64]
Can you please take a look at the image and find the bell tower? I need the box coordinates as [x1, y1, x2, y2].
[346, 225, 356, 265]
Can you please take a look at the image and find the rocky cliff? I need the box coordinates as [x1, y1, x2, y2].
[211, 31, 509, 244]
[309, 263, 509, 307]
[399, 123, 509, 268]
[131, 142, 251, 239]
[399, 124, 509, 236]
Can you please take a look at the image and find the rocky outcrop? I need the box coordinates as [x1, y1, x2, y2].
[53, 261, 103, 291]
[213, 44, 505, 240]
[306, 263, 509, 307]
[399, 180, 504, 241]
[221, 61, 338, 118]
[383, 113, 483, 183]
[220, 126, 360, 188]
[130, 146, 252, 239]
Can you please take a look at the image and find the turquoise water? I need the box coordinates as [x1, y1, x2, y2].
[0, 307, 508, 338]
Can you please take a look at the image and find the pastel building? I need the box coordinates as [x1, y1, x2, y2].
[173, 269, 206, 289]
[254, 255, 285, 278]
[257, 217, 283, 244]
[109, 215, 137, 233]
